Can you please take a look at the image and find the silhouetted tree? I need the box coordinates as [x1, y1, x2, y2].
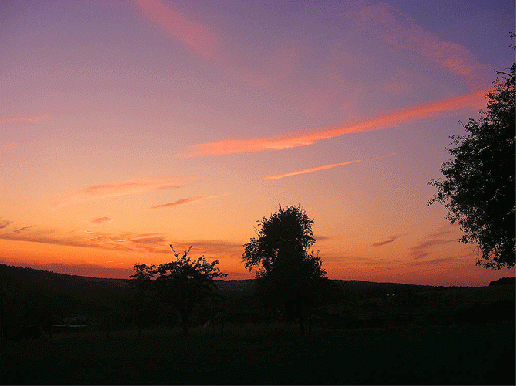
[129, 263, 156, 337]
[154, 246, 227, 335]
[243, 205, 327, 335]
[429, 63, 515, 269]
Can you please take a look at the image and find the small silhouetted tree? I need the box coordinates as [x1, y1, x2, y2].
[154, 246, 227, 335]
[429, 63, 515, 269]
[243, 205, 327, 335]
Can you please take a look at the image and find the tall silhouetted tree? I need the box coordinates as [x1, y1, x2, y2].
[243, 205, 327, 335]
[154, 246, 227, 335]
[429, 63, 515, 269]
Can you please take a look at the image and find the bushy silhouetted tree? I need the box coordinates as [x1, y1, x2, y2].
[153, 246, 227, 335]
[243, 205, 327, 335]
[429, 64, 515, 269]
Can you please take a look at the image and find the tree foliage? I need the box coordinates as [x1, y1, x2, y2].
[429, 64, 515, 269]
[243, 206, 327, 332]
[129, 263, 157, 335]
[129, 246, 226, 335]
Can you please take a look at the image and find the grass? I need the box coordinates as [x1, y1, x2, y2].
[2, 320, 514, 384]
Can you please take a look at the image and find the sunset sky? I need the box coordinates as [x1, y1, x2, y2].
[1, 0, 514, 286]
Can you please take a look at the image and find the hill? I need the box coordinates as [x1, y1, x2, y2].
[0, 264, 132, 326]
[1, 264, 514, 329]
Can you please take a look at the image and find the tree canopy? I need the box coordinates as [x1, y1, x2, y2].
[243, 206, 327, 332]
[130, 246, 226, 335]
[429, 64, 515, 269]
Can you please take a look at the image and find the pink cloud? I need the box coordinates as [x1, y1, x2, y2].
[170, 240, 243, 257]
[0, 143, 18, 155]
[0, 225, 243, 259]
[54, 177, 189, 208]
[0, 228, 94, 250]
[89, 216, 113, 225]
[0, 219, 12, 230]
[150, 193, 229, 209]
[265, 159, 363, 180]
[134, 0, 218, 59]
[0, 115, 51, 125]
[371, 232, 407, 247]
[351, 3, 486, 86]
[0, 226, 170, 254]
[87, 233, 169, 253]
[178, 89, 489, 158]
[264, 153, 395, 180]
[13, 226, 33, 233]
[134, 1, 303, 89]
[372, 236, 398, 247]
[409, 224, 458, 259]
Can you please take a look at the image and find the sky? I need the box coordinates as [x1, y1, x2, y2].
[1, 0, 514, 286]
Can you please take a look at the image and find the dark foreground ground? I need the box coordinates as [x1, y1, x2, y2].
[1, 266, 514, 384]
[2, 320, 514, 384]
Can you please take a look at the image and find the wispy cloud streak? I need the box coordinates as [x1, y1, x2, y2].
[13, 226, 33, 233]
[0, 229, 95, 250]
[150, 193, 229, 209]
[409, 257, 456, 266]
[372, 233, 405, 247]
[0, 219, 12, 230]
[134, 0, 301, 89]
[0, 115, 51, 125]
[54, 177, 189, 208]
[0, 226, 243, 258]
[177, 89, 489, 158]
[0, 227, 170, 254]
[87, 233, 169, 253]
[351, 3, 486, 86]
[409, 225, 457, 259]
[264, 153, 395, 180]
[135, 0, 218, 59]
[265, 160, 362, 180]
[0, 143, 18, 156]
[89, 216, 113, 225]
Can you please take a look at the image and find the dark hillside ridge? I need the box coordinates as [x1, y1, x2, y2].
[2, 264, 513, 291]
[489, 276, 515, 286]
[0, 264, 132, 326]
[0, 264, 514, 334]
[0, 264, 129, 287]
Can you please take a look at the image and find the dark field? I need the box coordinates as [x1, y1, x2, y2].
[1, 265, 514, 384]
[3, 321, 514, 384]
